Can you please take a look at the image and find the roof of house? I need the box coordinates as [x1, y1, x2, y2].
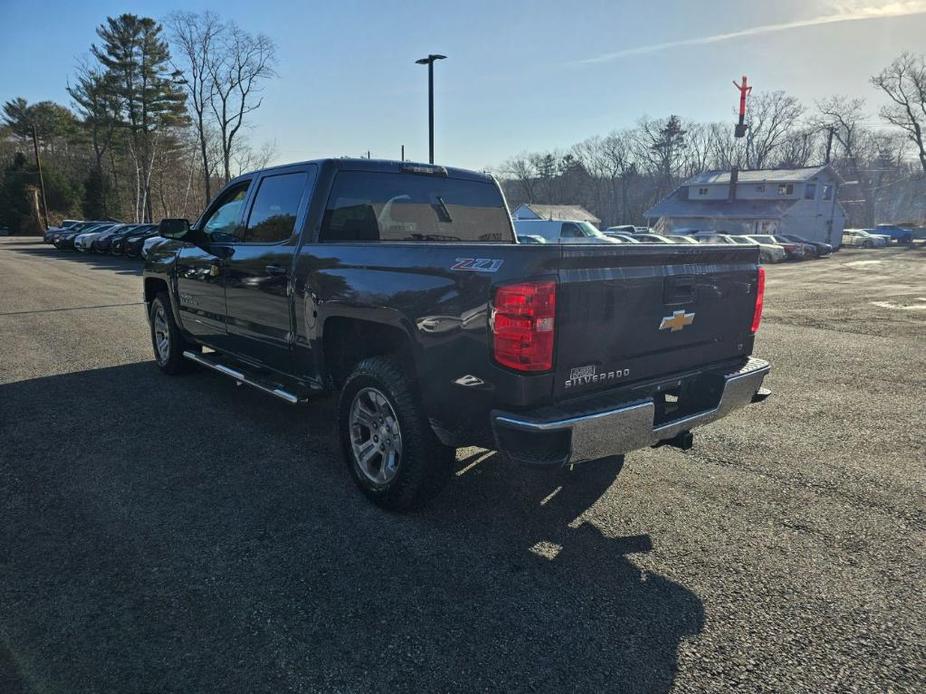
[644, 192, 795, 220]
[514, 203, 601, 224]
[685, 165, 838, 186]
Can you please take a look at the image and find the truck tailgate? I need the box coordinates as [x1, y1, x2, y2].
[553, 244, 760, 400]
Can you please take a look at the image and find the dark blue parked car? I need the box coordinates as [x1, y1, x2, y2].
[868, 224, 913, 244]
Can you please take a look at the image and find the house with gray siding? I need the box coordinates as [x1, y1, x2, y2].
[645, 165, 846, 247]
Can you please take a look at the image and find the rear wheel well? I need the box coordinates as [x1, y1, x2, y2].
[323, 318, 415, 388]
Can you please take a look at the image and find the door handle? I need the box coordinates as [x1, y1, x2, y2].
[265, 264, 288, 276]
[208, 258, 222, 277]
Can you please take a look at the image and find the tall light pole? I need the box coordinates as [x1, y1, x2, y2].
[415, 54, 446, 164]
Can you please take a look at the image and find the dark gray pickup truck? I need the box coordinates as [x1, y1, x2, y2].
[144, 158, 770, 510]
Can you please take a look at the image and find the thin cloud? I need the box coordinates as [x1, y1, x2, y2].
[575, 1, 926, 65]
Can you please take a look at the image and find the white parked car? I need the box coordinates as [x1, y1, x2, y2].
[604, 224, 636, 235]
[513, 219, 621, 244]
[843, 229, 888, 248]
[607, 233, 640, 243]
[74, 224, 119, 252]
[631, 232, 675, 243]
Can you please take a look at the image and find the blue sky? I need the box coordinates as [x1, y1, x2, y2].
[2, 0, 925, 170]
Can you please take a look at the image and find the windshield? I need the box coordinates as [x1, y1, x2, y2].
[576, 221, 606, 238]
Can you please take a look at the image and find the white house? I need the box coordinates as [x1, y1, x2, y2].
[645, 165, 847, 247]
[512, 203, 601, 226]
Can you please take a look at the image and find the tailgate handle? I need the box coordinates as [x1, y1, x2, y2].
[664, 276, 696, 305]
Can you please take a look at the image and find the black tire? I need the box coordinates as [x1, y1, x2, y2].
[149, 292, 193, 374]
[864, 240, 873, 249]
[337, 356, 454, 511]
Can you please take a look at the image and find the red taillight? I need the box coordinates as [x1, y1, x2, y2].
[492, 281, 556, 372]
[751, 266, 765, 334]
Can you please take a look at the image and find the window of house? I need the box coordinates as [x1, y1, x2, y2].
[756, 184, 766, 192]
[805, 183, 817, 200]
[823, 184, 833, 200]
[244, 172, 307, 243]
[697, 187, 709, 196]
[777, 183, 794, 196]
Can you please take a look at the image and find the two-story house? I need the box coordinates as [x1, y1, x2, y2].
[644, 165, 846, 247]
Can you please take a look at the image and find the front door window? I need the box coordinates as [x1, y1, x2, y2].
[201, 182, 250, 241]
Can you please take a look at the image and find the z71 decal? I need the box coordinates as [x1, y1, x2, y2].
[451, 258, 504, 273]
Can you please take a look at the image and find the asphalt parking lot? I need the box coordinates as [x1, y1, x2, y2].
[1, 236, 924, 693]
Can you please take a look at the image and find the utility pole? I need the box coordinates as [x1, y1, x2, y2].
[415, 54, 447, 164]
[30, 124, 49, 229]
[401, 145, 405, 162]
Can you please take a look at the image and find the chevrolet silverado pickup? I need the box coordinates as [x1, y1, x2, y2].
[144, 158, 770, 510]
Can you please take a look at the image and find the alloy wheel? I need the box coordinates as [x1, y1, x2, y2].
[153, 303, 171, 363]
[349, 386, 403, 485]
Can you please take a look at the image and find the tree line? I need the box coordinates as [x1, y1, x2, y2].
[498, 52, 926, 229]
[3, 23, 925, 234]
[0, 12, 276, 233]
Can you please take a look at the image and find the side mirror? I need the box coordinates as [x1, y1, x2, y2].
[158, 218, 191, 239]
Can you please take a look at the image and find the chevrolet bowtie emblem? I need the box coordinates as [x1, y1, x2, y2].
[659, 310, 695, 332]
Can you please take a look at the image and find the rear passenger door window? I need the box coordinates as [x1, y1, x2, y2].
[244, 172, 308, 243]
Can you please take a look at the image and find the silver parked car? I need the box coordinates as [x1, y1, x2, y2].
[728, 235, 788, 263]
[513, 219, 621, 244]
[843, 229, 888, 248]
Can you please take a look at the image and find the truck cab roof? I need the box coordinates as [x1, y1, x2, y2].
[226, 158, 496, 187]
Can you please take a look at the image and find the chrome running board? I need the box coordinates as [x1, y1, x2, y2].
[182, 350, 300, 404]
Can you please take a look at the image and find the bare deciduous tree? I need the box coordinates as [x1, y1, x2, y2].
[871, 52, 926, 174]
[168, 11, 224, 204]
[815, 96, 879, 225]
[233, 138, 278, 177]
[500, 154, 538, 202]
[208, 26, 277, 182]
[743, 90, 804, 169]
[776, 127, 820, 169]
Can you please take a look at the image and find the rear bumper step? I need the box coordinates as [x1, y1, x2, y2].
[182, 351, 300, 404]
[492, 357, 770, 467]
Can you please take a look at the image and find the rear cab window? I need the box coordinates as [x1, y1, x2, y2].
[319, 171, 514, 243]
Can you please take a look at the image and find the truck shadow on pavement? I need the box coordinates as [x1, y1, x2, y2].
[8, 242, 143, 277]
[0, 361, 704, 693]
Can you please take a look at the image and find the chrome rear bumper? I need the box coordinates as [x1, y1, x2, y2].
[492, 357, 770, 466]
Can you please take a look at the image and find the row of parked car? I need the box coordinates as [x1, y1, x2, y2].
[513, 219, 832, 264]
[842, 225, 915, 247]
[43, 219, 164, 258]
